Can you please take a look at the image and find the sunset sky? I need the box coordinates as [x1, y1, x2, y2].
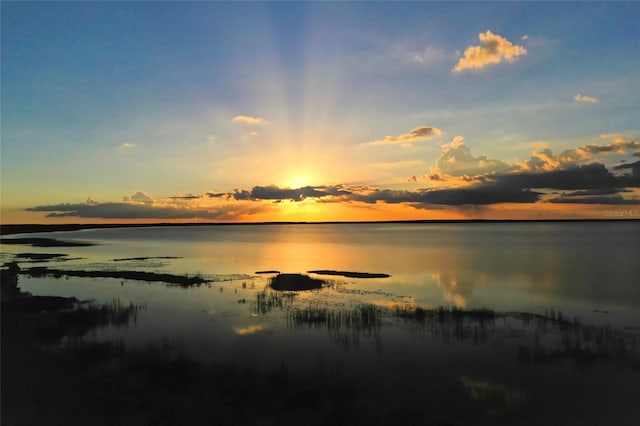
[2, 1, 639, 223]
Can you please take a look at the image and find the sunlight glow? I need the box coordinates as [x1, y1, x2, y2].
[282, 171, 318, 189]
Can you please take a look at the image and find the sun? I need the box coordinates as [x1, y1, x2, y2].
[282, 171, 317, 189]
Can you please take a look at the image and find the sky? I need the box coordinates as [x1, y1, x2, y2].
[1, 1, 639, 223]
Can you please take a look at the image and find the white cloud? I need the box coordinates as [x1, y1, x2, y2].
[454, 31, 527, 72]
[119, 142, 135, 150]
[434, 136, 517, 177]
[123, 191, 154, 204]
[232, 115, 268, 125]
[574, 93, 599, 103]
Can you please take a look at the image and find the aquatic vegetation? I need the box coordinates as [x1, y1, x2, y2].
[252, 288, 297, 315]
[112, 256, 182, 261]
[0, 237, 95, 247]
[308, 269, 391, 278]
[20, 266, 211, 286]
[269, 273, 324, 291]
[2, 296, 142, 343]
[14, 252, 69, 261]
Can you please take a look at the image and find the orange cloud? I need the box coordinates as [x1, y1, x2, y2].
[575, 93, 599, 103]
[454, 31, 527, 72]
[365, 126, 442, 146]
[232, 115, 268, 125]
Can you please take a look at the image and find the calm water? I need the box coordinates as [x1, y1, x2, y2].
[3, 222, 640, 424]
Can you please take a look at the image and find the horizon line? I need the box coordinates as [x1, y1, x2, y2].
[2, 218, 639, 236]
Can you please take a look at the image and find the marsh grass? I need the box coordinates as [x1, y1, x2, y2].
[252, 288, 298, 315]
[288, 304, 384, 348]
[21, 266, 210, 286]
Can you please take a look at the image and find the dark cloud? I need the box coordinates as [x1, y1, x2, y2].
[229, 185, 352, 202]
[230, 189, 252, 201]
[222, 163, 638, 206]
[170, 194, 201, 200]
[493, 163, 626, 190]
[206, 192, 226, 198]
[613, 160, 640, 175]
[548, 195, 640, 205]
[45, 212, 82, 218]
[26, 203, 87, 212]
[26, 202, 267, 220]
[366, 126, 442, 145]
[420, 186, 540, 205]
[251, 185, 328, 201]
[556, 188, 630, 197]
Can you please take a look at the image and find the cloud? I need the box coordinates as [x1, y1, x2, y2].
[224, 183, 540, 206]
[365, 126, 442, 146]
[421, 186, 540, 205]
[548, 195, 639, 205]
[222, 157, 639, 207]
[494, 163, 623, 191]
[206, 192, 227, 198]
[525, 139, 640, 171]
[434, 136, 517, 177]
[123, 191, 154, 204]
[170, 194, 201, 200]
[229, 185, 352, 202]
[575, 94, 599, 103]
[232, 115, 268, 125]
[521, 35, 529, 41]
[26, 201, 268, 220]
[119, 142, 135, 149]
[613, 160, 640, 178]
[26, 203, 88, 212]
[454, 31, 527, 72]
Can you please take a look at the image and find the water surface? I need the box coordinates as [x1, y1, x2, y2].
[3, 222, 639, 424]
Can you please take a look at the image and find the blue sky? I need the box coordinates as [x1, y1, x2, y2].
[2, 1, 639, 222]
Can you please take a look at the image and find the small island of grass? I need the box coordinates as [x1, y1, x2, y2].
[21, 266, 210, 287]
[308, 270, 390, 279]
[1, 237, 95, 247]
[270, 273, 324, 291]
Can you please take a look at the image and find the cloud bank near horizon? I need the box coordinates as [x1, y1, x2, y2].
[23, 136, 640, 219]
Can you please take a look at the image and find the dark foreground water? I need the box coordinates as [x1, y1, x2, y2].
[3, 222, 640, 424]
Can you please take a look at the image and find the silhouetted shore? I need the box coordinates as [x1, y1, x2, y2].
[2, 218, 638, 235]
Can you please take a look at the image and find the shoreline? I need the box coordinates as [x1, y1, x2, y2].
[2, 218, 638, 235]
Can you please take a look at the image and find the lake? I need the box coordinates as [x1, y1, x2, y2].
[3, 222, 640, 424]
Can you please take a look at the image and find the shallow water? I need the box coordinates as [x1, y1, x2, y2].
[3, 222, 640, 424]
